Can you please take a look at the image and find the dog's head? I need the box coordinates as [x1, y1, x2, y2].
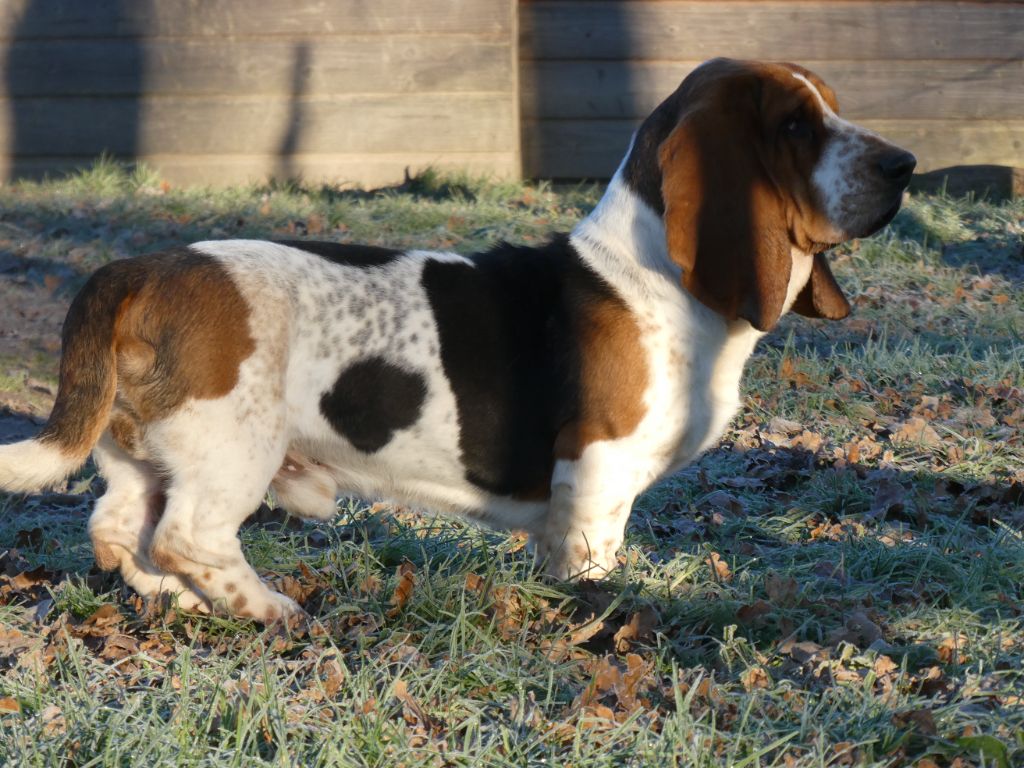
[624, 58, 916, 331]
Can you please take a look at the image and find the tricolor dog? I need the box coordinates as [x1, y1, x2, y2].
[0, 59, 915, 622]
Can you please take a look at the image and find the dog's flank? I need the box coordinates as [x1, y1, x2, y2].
[0, 58, 915, 622]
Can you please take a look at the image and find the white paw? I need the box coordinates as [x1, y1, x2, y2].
[231, 589, 305, 624]
[533, 537, 620, 581]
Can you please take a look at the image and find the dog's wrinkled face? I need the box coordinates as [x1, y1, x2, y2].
[624, 58, 916, 331]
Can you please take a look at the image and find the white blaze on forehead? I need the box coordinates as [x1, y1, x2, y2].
[791, 72, 837, 118]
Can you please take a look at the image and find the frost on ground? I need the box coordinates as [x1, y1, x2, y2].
[0, 163, 1021, 767]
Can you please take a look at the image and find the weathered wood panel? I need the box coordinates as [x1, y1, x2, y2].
[520, 1, 1024, 61]
[0, 0, 520, 185]
[521, 0, 1024, 181]
[911, 165, 1024, 201]
[0, 0, 513, 39]
[521, 59, 1024, 121]
[0, 94, 516, 155]
[4, 38, 513, 97]
[523, 119, 1024, 178]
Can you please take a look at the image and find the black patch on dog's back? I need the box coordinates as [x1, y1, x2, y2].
[422, 235, 615, 497]
[277, 240, 402, 268]
[320, 357, 426, 453]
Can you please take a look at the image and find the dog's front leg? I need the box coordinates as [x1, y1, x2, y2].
[532, 449, 639, 580]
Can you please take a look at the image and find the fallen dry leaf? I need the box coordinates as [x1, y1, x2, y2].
[393, 679, 434, 729]
[39, 704, 65, 736]
[703, 490, 746, 516]
[873, 654, 898, 678]
[737, 600, 773, 625]
[891, 417, 942, 447]
[706, 552, 732, 581]
[845, 610, 885, 647]
[831, 741, 857, 766]
[386, 561, 417, 618]
[765, 572, 798, 605]
[871, 477, 910, 519]
[790, 430, 823, 452]
[0, 696, 20, 713]
[938, 633, 969, 665]
[780, 638, 825, 664]
[357, 572, 381, 595]
[83, 604, 123, 630]
[613, 606, 659, 652]
[892, 708, 937, 736]
[769, 416, 804, 435]
[100, 633, 139, 662]
[742, 666, 772, 691]
[779, 357, 815, 387]
[321, 657, 344, 699]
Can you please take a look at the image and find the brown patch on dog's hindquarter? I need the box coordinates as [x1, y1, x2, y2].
[38, 249, 255, 458]
[113, 251, 256, 423]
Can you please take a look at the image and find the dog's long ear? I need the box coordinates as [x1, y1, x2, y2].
[791, 253, 851, 319]
[658, 66, 793, 332]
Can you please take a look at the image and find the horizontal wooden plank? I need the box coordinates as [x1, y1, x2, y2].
[873, 120, 1024, 173]
[911, 165, 1024, 201]
[0, 152, 521, 187]
[521, 59, 1024, 121]
[0, 0, 514, 39]
[520, 1, 1024, 61]
[522, 119, 1024, 178]
[4, 37, 514, 97]
[0, 94, 517, 155]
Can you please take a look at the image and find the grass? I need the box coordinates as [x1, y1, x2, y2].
[1, 161, 1023, 767]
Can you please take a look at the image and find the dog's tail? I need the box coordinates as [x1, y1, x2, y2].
[0, 262, 134, 494]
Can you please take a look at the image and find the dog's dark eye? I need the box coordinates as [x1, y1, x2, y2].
[784, 116, 812, 140]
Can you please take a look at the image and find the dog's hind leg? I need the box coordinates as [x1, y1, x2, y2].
[88, 433, 210, 612]
[145, 397, 301, 623]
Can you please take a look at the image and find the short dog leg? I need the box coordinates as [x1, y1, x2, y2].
[533, 452, 638, 580]
[144, 403, 301, 623]
[149, 493, 300, 623]
[88, 434, 210, 612]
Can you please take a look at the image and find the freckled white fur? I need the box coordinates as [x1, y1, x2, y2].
[192, 241, 549, 531]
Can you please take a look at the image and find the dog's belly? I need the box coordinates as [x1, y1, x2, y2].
[277, 434, 550, 532]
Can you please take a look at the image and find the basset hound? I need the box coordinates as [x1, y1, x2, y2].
[0, 59, 916, 622]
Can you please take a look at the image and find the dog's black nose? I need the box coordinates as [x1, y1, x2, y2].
[878, 150, 917, 184]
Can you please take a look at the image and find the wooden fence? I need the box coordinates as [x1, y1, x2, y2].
[0, 0, 520, 186]
[0, 0, 1021, 187]
[521, 0, 1024, 183]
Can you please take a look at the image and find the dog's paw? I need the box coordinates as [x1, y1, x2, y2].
[253, 590, 307, 625]
[532, 536, 620, 582]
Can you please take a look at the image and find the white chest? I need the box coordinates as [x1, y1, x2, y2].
[629, 297, 762, 483]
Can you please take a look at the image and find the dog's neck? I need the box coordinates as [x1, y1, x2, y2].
[570, 164, 766, 341]
[570, 165, 682, 304]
